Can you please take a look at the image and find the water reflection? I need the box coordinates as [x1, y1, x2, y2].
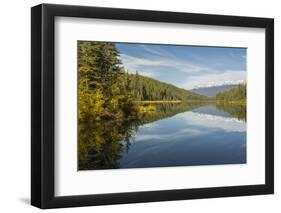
[79, 102, 246, 170]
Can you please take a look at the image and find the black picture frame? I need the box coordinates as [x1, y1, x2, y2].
[31, 3, 274, 209]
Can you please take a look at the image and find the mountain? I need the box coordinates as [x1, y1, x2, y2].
[128, 73, 208, 101]
[192, 84, 238, 97]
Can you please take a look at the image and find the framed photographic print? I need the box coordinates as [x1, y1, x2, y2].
[31, 3, 274, 209]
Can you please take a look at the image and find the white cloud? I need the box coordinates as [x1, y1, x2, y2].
[180, 70, 246, 90]
[135, 126, 202, 142]
[119, 54, 209, 75]
[140, 45, 175, 58]
[118, 53, 246, 90]
[132, 110, 245, 143]
[176, 111, 246, 132]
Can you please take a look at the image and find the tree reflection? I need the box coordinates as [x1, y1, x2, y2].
[79, 102, 246, 170]
[78, 116, 141, 170]
[216, 103, 246, 121]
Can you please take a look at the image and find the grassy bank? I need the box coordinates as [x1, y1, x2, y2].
[136, 99, 215, 113]
[134, 99, 215, 104]
[134, 100, 182, 104]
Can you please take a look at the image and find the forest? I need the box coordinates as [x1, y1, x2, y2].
[79, 42, 130, 115]
[216, 84, 246, 104]
[127, 73, 207, 101]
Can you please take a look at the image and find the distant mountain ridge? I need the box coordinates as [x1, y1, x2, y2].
[192, 84, 238, 97]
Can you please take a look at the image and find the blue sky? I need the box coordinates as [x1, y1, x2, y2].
[116, 43, 246, 90]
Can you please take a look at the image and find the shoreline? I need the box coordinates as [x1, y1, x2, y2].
[134, 100, 246, 105]
[134, 100, 182, 104]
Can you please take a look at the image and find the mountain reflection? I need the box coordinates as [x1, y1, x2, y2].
[79, 102, 246, 170]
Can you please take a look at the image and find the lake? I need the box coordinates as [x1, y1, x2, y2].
[78, 102, 246, 170]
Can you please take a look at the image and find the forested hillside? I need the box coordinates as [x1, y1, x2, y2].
[127, 72, 207, 101]
[216, 84, 246, 103]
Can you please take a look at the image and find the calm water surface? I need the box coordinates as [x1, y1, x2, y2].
[119, 103, 246, 168]
[79, 103, 246, 170]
